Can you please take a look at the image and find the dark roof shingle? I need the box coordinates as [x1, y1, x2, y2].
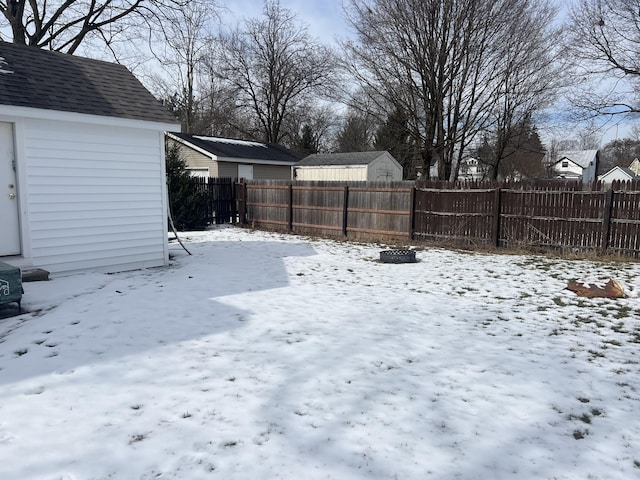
[0, 42, 177, 124]
[171, 132, 301, 163]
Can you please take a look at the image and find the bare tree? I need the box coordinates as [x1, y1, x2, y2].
[0, 0, 191, 54]
[288, 104, 338, 154]
[150, 0, 218, 132]
[343, 0, 563, 180]
[568, 0, 640, 118]
[478, 0, 564, 179]
[599, 137, 640, 172]
[216, 0, 335, 144]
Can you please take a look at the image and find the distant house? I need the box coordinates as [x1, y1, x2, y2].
[294, 151, 403, 181]
[0, 42, 178, 274]
[629, 158, 640, 176]
[167, 132, 300, 180]
[458, 157, 488, 181]
[547, 150, 599, 184]
[598, 165, 639, 186]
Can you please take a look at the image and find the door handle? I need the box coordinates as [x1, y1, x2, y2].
[8, 193, 15, 199]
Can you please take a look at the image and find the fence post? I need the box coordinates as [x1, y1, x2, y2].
[408, 186, 416, 240]
[230, 178, 238, 224]
[491, 188, 502, 248]
[288, 183, 293, 233]
[236, 181, 247, 225]
[342, 186, 349, 237]
[601, 187, 614, 254]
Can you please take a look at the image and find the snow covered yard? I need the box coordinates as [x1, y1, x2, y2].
[1, 225, 639, 480]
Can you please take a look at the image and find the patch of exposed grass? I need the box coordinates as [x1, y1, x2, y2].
[573, 429, 589, 440]
[129, 433, 147, 444]
[568, 413, 592, 424]
[579, 413, 592, 424]
[612, 306, 632, 319]
[552, 297, 566, 307]
[611, 322, 627, 333]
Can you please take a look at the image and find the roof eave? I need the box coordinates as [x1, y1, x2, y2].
[1, 104, 179, 130]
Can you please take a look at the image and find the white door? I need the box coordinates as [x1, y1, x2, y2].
[238, 164, 253, 180]
[0, 122, 20, 256]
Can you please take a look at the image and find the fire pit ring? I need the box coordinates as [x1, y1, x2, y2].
[380, 249, 417, 264]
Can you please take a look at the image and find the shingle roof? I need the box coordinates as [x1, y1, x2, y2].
[171, 132, 301, 164]
[297, 151, 389, 166]
[0, 42, 177, 124]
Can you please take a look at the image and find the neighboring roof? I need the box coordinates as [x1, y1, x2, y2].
[599, 166, 638, 180]
[0, 42, 177, 124]
[297, 151, 392, 167]
[169, 132, 301, 164]
[554, 150, 599, 169]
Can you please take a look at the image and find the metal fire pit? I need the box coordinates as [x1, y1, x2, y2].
[380, 249, 417, 264]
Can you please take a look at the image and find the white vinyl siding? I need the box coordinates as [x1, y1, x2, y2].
[22, 118, 167, 273]
[295, 165, 368, 181]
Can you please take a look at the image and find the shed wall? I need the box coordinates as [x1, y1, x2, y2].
[23, 118, 168, 273]
[294, 165, 368, 181]
[368, 156, 403, 181]
[254, 164, 292, 180]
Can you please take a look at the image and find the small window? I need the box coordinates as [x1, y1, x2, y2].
[561, 161, 569, 168]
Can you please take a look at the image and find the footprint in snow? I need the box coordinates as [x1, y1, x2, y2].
[24, 385, 45, 395]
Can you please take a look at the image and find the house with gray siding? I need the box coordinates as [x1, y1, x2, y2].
[167, 132, 300, 180]
[0, 42, 178, 274]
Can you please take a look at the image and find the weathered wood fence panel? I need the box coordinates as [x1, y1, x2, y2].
[609, 191, 640, 256]
[347, 186, 413, 237]
[246, 183, 290, 228]
[413, 188, 496, 246]
[293, 185, 345, 236]
[499, 190, 606, 252]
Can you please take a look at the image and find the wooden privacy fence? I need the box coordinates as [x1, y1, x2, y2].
[193, 176, 237, 224]
[239, 179, 640, 258]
